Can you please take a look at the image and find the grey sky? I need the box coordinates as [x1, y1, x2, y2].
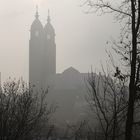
[0, 0, 120, 81]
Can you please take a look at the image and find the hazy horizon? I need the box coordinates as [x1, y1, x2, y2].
[0, 0, 120, 82]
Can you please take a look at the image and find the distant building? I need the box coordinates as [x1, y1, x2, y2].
[29, 8, 93, 125]
[29, 8, 56, 89]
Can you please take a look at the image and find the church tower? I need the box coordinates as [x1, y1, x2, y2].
[43, 10, 56, 86]
[29, 8, 56, 89]
[29, 7, 44, 88]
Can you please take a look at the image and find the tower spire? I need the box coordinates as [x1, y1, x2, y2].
[35, 5, 39, 19]
[47, 9, 51, 23]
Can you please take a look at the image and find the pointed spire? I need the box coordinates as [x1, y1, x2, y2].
[35, 5, 39, 19]
[47, 9, 51, 23]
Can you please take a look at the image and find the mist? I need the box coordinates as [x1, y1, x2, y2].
[0, 0, 120, 82]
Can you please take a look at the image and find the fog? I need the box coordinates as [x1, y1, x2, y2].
[0, 0, 120, 81]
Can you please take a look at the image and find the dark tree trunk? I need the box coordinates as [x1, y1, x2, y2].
[125, 1, 137, 140]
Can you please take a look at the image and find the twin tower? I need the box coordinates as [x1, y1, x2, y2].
[29, 8, 56, 89]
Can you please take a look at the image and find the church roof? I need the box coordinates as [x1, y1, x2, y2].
[62, 67, 80, 75]
[31, 7, 43, 31]
[44, 22, 55, 35]
[31, 18, 43, 30]
[44, 11, 55, 35]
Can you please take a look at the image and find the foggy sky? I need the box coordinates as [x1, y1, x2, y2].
[0, 0, 120, 81]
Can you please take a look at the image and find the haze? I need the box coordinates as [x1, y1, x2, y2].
[0, 0, 120, 82]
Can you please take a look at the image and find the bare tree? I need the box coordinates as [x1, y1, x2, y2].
[86, 71, 128, 140]
[64, 120, 93, 140]
[82, 0, 140, 139]
[0, 79, 55, 140]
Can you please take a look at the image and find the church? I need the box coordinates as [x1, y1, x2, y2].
[29, 8, 92, 125]
[29, 8, 56, 89]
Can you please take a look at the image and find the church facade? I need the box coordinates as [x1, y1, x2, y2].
[29, 9, 92, 125]
[29, 9, 56, 89]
